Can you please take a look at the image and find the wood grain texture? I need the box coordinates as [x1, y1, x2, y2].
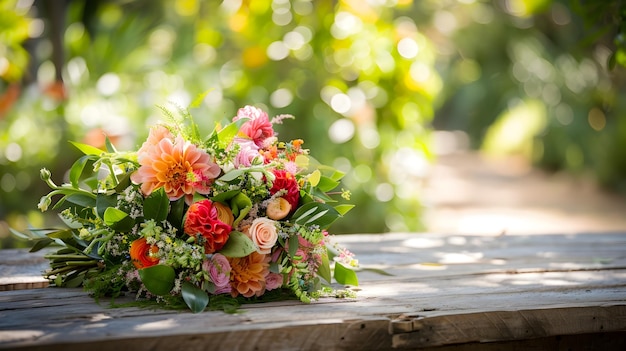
[1, 232, 625, 350]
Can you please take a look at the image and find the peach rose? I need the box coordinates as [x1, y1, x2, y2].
[248, 217, 278, 255]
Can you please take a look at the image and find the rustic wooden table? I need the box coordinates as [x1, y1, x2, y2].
[1, 232, 625, 350]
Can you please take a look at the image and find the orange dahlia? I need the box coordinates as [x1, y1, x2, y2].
[129, 237, 159, 269]
[228, 252, 270, 298]
[131, 135, 221, 204]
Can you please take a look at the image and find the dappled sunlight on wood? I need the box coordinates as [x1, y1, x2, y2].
[423, 150, 626, 235]
[134, 318, 179, 332]
[2, 232, 626, 349]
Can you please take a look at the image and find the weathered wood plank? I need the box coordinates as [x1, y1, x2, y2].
[1, 232, 625, 350]
[392, 305, 626, 348]
[0, 249, 49, 291]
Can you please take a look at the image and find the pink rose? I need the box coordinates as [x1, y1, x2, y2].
[233, 137, 263, 168]
[203, 253, 232, 294]
[265, 272, 283, 291]
[248, 217, 278, 255]
[233, 105, 274, 147]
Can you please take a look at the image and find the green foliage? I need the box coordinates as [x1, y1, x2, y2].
[138, 265, 175, 296]
[181, 281, 209, 313]
[218, 231, 256, 258]
[3, 0, 626, 248]
[1, 0, 441, 246]
[333, 261, 359, 286]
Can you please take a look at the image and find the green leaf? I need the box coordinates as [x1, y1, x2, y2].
[218, 169, 245, 182]
[96, 194, 118, 219]
[9, 228, 30, 240]
[288, 234, 299, 258]
[219, 231, 256, 258]
[69, 141, 104, 156]
[295, 154, 309, 169]
[58, 213, 83, 229]
[46, 229, 74, 240]
[334, 204, 355, 216]
[64, 194, 97, 209]
[334, 262, 359, 286]
[211, 189, 240, 203]
[292, 202, 341, 229]
[104, 136, 118, 153]
[69, 155, 95, 188]
[316, 176, 339, 192]
[217, 122, 240, 149]
[29, 237, 55, 252]
[103, 207, 135, 232]
[318, 251, 332, 284]
[309, 188, 335, 203]
[189, 90, 210, 109]
[167, 198, 186, 230]
[308, 170, 321, 187]
[144, 187, 169, 222]
[182, 282, 209, 313]
[329, 169, 346, 182]
[230, 192, 252, 224]
[139, 265, 175, 296]
[114, 173, 132, 193]
[64, 274, 85, 288]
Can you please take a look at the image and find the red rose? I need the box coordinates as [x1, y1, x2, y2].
[184, 199, 232, 254]
[270, 170, 300, 210]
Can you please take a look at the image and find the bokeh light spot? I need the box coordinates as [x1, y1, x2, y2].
[588, 107, 606, 131]
[97, 73, 121, 96]
[270, 88, 293, 108]
[375, 183, 394, 202]
[5, 143, 22, 162]
[397, 37, 419, 59]
[329, 118, 355, 144]
[330, 93, 352, 114]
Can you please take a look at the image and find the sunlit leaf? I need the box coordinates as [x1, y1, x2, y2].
[96, 194, 118, 219]
[334, 262, 359, 286]
[104, 136, 118, 153]
[334, 204, 355, 216]
[308, 169, 321, 187]
[217, 122, 239, 149]
[318, 251, 332, 284]
[316, 176, 339, 192]
[295, 155, 309, 169]
[189, 90, 211, 109]
[219, 231, 256, 258]
[292, 202, 341, 229]
[69, 141, 104, 156]
[103, 207, 135, 232]
[218, 169, 245, 182]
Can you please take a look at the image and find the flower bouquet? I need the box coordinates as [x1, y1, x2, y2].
[14, 103, 358, 313]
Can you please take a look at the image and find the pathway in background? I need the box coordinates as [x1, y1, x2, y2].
[422, 146, 626, 235]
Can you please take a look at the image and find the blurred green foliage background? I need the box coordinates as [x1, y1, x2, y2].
[1, 0, 624, 248]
